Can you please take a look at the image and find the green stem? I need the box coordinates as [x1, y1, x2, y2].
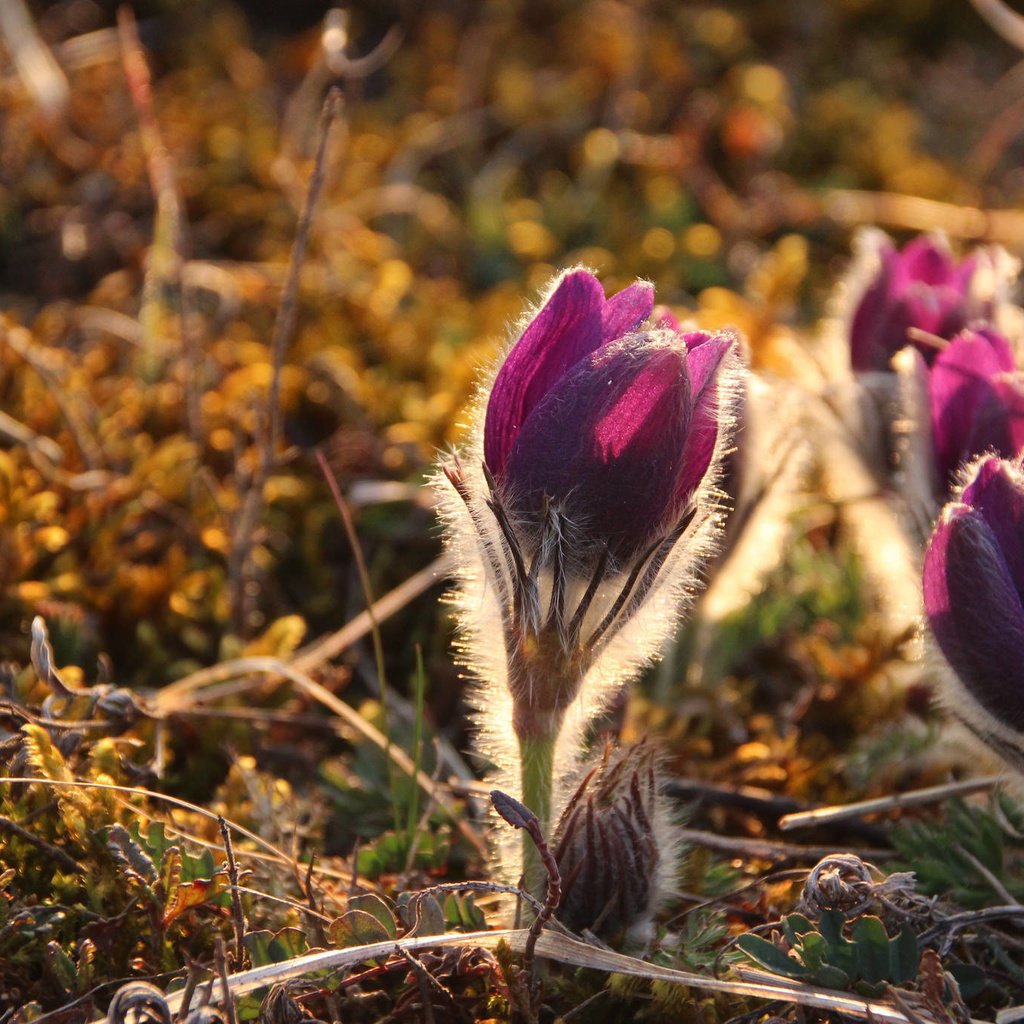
[518, 732, 556, 902]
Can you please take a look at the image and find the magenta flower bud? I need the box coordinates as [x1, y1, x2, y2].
[484, 269, 733, 562]
[848, 233, 1006, 372]
[927, 327, 1024, 489]
[924, 455, 1024, 761]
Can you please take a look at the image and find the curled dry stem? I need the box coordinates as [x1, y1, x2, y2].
[490, 789, 562, 1020]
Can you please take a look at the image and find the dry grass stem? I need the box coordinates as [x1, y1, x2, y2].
[823, 188, 1024, 242]
[969, 0, 1024, 51]
[779, 776, 1002, 831]
[153, 654, 486, 857]
[154, 927, 941, 1023]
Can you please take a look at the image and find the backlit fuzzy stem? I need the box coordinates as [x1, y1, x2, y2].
[518, 731, 556, 897]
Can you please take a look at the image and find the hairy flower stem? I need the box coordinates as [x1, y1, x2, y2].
[518, 731, 557, 900]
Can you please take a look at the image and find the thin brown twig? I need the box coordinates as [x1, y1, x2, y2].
[229, 87, 343, 636]
[153, 655, 487, 859]
[490, 789, 562, 1019]
[215, 938, 238, 1024]
[968, 0, 1024, 51]
[676, 828, 894, 863]
[316, 448, 395, 811]
[954, 843, 1021, 907]
[0, 814, 85, 875]
[267, 89, 341, 461]
[398, 948, 438, 1024]
[822, 188, 1024, 243]
[156, 551, 452, 697]
[117, 7, 201, 441]
[219, 816, 248, 969]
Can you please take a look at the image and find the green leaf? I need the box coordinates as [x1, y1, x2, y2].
[781, 913, 815, 946]
[131, 821, 173, 870]
[816, 910, 845, 948]
[106, 824, 157, 883]
[44, 941, 76, 993]
[889, 926, 919, 985]
[399, 892, 445, 936]
[443, 892, 486, 932]
[802, 930, 846, 975]
[736, 934, 810, 979]
[243, 927, 309, 967]
[811, 964, 851, 990]
[850, 916, 889, 985]
[348, 893, 398, 939]
[329, 909, 394, 949]
[356, 828, 451, 878]
[947, 962, 989, 1001]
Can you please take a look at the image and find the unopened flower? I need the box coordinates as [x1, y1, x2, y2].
[818, 232, 1019, 635]
[891, 326, 1024, 537]
[483, 274, 732, 564]
[926, 327, 1024, 489]
[923, 454, 1024, 770]
[437, 268, 739, 882]
[846, 230, 1015, 373]
[551, 742, 678, 937]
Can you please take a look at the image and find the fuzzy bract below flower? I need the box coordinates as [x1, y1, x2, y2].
[551, 742, 678, 937]
[438, 267, 739, 868]
[923, 454, 1024, 770]
[847, 231, 1011, 372]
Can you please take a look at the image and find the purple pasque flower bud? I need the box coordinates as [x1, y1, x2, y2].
[892, 325, 1024, 526]
[847, 230, 1011, 372]
[484, 271, 733, 563]
[550, 742, 675, 936]
[437, 268, 739, 845]
[495, 331, 732, 567]
[446, 270, 735, 722]
[924, 454, 1024, 768]
[927, 327, 1024, 489]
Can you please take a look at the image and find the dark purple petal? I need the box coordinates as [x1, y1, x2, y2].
[969, 325, 1016, 372]
[674, 333, 734, 505]
[849, 236, 982, 371]
[888, 285, 968, 361]
[894, 236, 958, 288]
[502, 338, 693, 561]
[929, 331, 1017, 483]
[924, 502, 1024, 732]
[484, 270, 605, 476]
[962, 377, 1024, 483]
[849, 243, 897, 372]
[601, 282, 655, 343]
[961, 456, 1024, 603]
